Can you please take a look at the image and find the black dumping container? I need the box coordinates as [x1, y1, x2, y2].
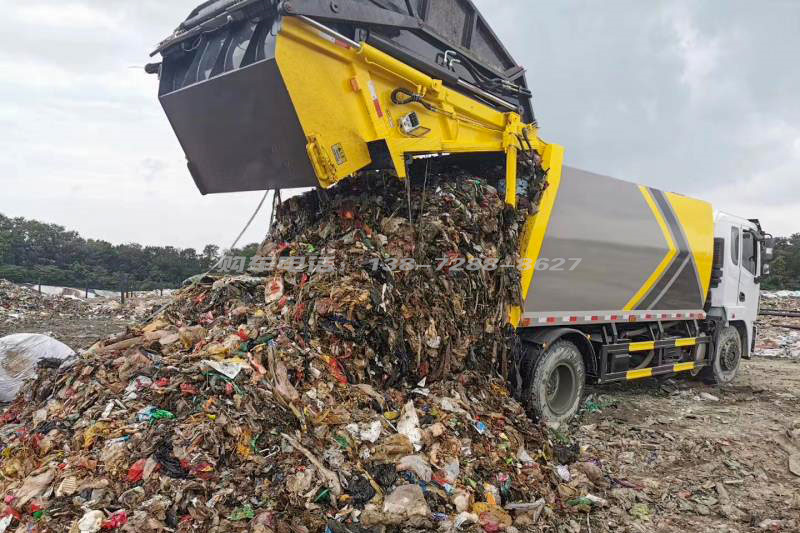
[153, 0, 534, 194]
[157, 12, 317, 194]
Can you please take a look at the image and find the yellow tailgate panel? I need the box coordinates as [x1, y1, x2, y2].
[275, 17, 526, 188]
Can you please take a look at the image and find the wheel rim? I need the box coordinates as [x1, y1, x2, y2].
[719, 335, 740, 373]
[545, 363, 577, 415]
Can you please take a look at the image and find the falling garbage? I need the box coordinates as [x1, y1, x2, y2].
[0, 174, 596, 531]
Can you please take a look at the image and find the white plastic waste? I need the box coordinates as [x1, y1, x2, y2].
[397, 454, 433, 482]
[397, 400, 423, 451]
[77, 510, 104, 533]
[0, 334, 75, 402]
[383, 484, 430, 517]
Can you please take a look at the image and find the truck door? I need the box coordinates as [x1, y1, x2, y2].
[722, 224, 744, 317]
[738, 228, 760, 346]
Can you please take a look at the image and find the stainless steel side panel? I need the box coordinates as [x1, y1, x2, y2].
[522, 166, 703, 321]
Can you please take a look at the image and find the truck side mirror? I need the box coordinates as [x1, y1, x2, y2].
[762, 263, 770, 276]
[764, 238, 775, 262]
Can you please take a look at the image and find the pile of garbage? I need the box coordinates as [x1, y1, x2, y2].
[754, 291, 800, 358]
[0, 173, 597, 532]
[0, 280, 167, 350]
[0, 280, 154, 327]
[0, 280, 88, 326]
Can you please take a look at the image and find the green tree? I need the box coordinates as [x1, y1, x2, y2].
[0, 212, 239, 290]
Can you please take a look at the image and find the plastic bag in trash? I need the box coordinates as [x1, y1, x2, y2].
[0, 334, 74, 402]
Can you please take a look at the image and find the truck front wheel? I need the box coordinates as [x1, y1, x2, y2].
[527, 340, 585, 424]
[702, 325, 741, 385]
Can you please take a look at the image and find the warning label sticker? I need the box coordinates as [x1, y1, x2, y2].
[332, 143, 347, 165]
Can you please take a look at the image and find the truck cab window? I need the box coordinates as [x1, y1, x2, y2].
[742, 231, 757, 275]
[731, 227, 739, 265]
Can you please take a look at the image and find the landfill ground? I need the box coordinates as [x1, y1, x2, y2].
[0, 312, 135, 353]
[0, 281, 167, 350]
[2, 290, 800, 531]
[574, 356, 800, 532]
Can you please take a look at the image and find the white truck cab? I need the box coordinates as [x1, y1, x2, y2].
[708, 213, 772, 359]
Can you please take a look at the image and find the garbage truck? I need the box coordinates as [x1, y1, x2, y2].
[147, 0, 772, 421]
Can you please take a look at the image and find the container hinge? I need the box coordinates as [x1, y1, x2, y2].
[306, 134, 338, 187]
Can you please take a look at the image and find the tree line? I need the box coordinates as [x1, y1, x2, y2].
[1, 212, 798, 292]
[0, 213, 259, 291]
[761, 234, 800, 290]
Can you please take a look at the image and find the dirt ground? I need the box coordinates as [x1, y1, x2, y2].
[0, 312, 136, 350]
[578, 357, 800, 532]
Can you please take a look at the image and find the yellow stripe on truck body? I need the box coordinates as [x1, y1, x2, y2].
[510, 144, 565, 327]
[627, 368, 653, 380]
[628, 341, 655, 352]
[623, 187, 677, 310]
[664, 192, 715, 301]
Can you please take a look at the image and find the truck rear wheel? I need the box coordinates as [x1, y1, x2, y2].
[702, 325, 741, 385]
[527, 340, 585, 424]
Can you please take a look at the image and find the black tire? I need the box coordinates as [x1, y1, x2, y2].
[702, 325, 741, 385]
[527, 340, 585, 424]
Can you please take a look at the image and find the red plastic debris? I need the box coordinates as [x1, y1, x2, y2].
[180, 383, 199, 396]
[155, 377, 170, 388]
[0, 409, 18, 425]
[327, 358, 348, 385]
[31, 433, 44, 451]
[29, 501, 44, 513]
[1, 506, 22, 521]
[293, 302, 306, 322]
[102, 510, 128, 529]
[126, 459, 146, 483]
[189, 462, 215, 481]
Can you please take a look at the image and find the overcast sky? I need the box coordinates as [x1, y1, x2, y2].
[1, 0, 798, 250]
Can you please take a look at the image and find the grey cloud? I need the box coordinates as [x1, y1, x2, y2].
[473, 0, 799, 235]
[0, 0, 798, 247]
